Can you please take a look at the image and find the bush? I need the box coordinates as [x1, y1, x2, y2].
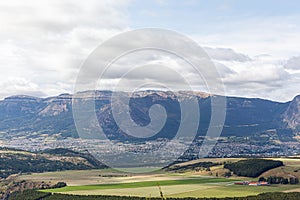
[258, 177, 266, 182]
[51, 182, 67, 189]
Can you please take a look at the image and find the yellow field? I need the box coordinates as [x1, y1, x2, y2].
[61, 184, 217, 197]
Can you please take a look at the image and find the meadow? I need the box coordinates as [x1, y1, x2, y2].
[40, 178, 300, 198]
[17, 157, 300, 198]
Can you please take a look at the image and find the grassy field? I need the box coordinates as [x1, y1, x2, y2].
[43, 177, 236, 192]
[17, 169, 193, 186]
[17, 157, 300, 198]
[170, 184, 300, 198]
[41, 179, 300, 198]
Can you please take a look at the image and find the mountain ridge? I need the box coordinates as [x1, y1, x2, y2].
[0, 90, 298, 142]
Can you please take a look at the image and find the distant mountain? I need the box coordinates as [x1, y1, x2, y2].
[0, 90, 298, 142]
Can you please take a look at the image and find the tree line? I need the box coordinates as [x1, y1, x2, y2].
[259, 176, 299, 184]
[8, 190, 300, 200]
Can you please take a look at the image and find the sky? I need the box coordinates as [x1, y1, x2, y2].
[0, 0, 300, 102]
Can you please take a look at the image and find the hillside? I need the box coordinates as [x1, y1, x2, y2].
[223, 159, 283, 177]
[164, 157, 300, 179]
[0, 148, 106, 178]
[0, 90, 298, 141]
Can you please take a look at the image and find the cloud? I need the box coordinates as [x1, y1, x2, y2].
[0, 0, 131, 99]
[199, 47, 292, 101]
[284, 56, 300, 70]
[0, 77, 45, 98]
[204, 47, 251, 62]
[213, 62, 236, 78]
[191, 14, 300, 102]
[96, 50, 212, 92]
[72, 29, 226, 96]
[215, 54, 293, 102]
[193, 16, 300, 59]
[0, 1, 299, 103]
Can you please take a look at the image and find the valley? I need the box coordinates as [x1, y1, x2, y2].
[1, 91, 300, 199]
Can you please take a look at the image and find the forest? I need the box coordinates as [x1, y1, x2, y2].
[224, 159, 283, 177]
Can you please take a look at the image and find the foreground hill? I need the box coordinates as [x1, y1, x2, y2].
[0, 148, 106, 178]
[0, 90, 298, 141]
[223, 159, 283, 177]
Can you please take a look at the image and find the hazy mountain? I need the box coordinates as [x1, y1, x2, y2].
[0, 91, 298, 142]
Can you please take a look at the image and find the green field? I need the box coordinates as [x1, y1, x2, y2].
[43, 177, 236, 192]
[41, 178, 300, 198]
[17, 158, 300, 198]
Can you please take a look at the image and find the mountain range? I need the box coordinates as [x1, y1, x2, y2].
[0, 90, 299, 142]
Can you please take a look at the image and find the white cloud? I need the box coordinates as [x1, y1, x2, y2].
[284, 56, 300, 70]
[215, 54, 294, 102]
[0, 1, 299, 103]
[204, 47, 251, 62]
[193, 16, 300, 59]
[0, 77, 44, 98]
[0, 0, 131, 99]
[190, 16, 300, 102]
[96, 49, 211, 93]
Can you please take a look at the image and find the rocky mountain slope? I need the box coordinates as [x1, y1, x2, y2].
[0, 90, 298, 141]
[283, 95, 300, 131]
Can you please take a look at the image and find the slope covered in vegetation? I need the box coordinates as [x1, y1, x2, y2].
[224, 159, 283, 177]
[0, 148, 106, 178]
